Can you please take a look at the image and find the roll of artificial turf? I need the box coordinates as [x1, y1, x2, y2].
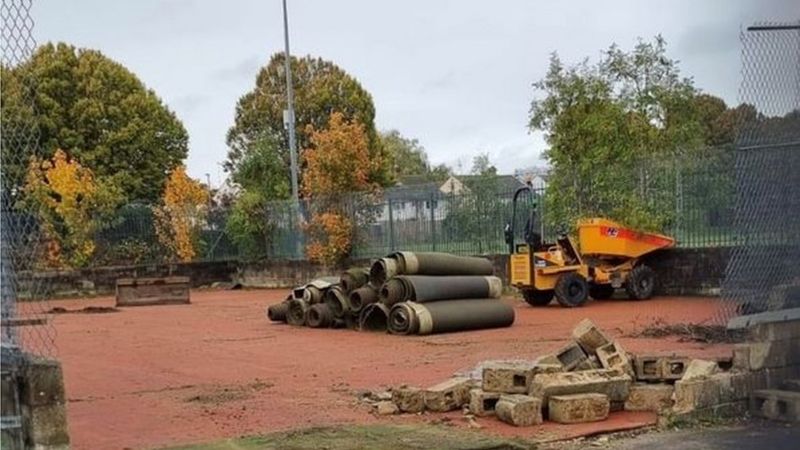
[388, 299, 514, 335]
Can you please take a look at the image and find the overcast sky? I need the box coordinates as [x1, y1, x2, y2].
[35, 0, 799, 185]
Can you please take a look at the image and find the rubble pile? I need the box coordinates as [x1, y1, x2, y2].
[363, 318, 798, 426]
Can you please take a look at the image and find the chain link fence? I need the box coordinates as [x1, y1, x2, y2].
[720, 21, 800, 322]
[2, 1, 60, 446]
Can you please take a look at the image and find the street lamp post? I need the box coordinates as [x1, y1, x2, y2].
[282, 0, 300, 210]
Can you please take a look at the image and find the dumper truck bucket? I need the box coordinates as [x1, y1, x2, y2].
[577, 218, 675, 259]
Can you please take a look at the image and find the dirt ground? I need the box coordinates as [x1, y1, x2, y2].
[47, 289, 733, 449]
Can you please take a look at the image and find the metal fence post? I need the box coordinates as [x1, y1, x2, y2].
[387, 198, 395, 252]
[430, 193, 436, 251]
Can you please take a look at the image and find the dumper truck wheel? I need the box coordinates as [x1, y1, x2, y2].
[555, 273, 589, 307]
[626, 265, 655, 300]
[589, 284, 615, 300]
[522, 289, 553, 306]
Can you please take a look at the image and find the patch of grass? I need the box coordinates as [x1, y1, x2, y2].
[161, 424, 533, 450]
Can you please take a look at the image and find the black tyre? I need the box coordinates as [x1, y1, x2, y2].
[522, 289, 554, 306]
[625, 265, 656, 300]
[555, 273, 590, 307]
[589, 284, 615, 300]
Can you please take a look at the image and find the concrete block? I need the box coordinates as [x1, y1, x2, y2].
[634, 355, 663, 381]
[482, 361, 536, 394]
[749, 319, 800, 342]
[744, 340, 800, 370]
[751, 389, 800, 422]
[555, 341, 588, 371]
[495, 394, 542, 426]
[733, 344, 751, 370]
[22, 358, 65, 408]
[533, 354, 563, 367]
[574, 356, 601, 371]
[572, 319, 612, 353]
[424, 377, 472, 412]
[27, 403, 70, 447]
[392, 386, 425, 413]
[548, 393, 610, 424]
[596, 341, 633, 376]
[661, 356, 691, 380]
[673, 373, 742, 413]
[116, 276, 190, 306]
[376, 401, 399, 415]
[469, 388, 501, 416]
[681, 359, 719, 381]
[530, 368, 631, 404]
[624, 383, 674, 412]
[783, 379, 800, 392]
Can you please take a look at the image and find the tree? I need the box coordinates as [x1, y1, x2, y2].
[2, 43, 188, 203]
[302, 112, 379, 265]
[154, 166, 209, 262]
[470, 153, 497, 177]
[23, 149, 121, 268]
[226, 53, 391, 199]
[380, 129, 430, 178]
[224, 136, 289, 259]
[529, 37, 705, 232]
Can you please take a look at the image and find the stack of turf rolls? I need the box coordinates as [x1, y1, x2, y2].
[266, 251, 515, 336]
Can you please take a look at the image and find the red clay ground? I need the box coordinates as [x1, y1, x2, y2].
[46, 290, 732, 449]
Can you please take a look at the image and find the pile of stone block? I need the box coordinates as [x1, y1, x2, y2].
[373, 319, 637, 426]
[367, 318, 800, 425]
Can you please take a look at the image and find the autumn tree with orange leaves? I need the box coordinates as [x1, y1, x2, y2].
[24, 149, 121, 268]
[153, 166, 209, 262]
[302, 112, 380, 265]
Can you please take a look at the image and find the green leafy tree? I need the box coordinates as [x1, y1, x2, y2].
[225, 136, 289, 259]
[1, 42, 188, 202]
[381, 129, 430, 178]
[529, 36, 706, 232]
[226, 53, 391, 198]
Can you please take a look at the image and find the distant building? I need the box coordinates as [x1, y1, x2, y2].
[514, 166, 550, 190]
[377, 174, 526, 223]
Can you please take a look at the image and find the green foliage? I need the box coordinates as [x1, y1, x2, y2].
[381, 129, 431, 178]
[226, 190, 275, 261]
[529, 36, 706, 232]
[226, 53, 391, 198]
[1, 42, 188, 203]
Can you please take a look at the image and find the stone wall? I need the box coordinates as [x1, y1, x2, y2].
[18, 260, 238, 298]
[18, 247, 732, 298]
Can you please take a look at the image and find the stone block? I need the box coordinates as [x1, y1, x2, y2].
[681, 359, 719, 381]
[555, 341, 588, 371]
[495, 394, 542, 426]
[624, 383, 674, 412]
[596, 341, 633, 376]
[733, 344, 751, 370]
[392, 386, 425, 413]
[424, 377, 472, 412]
[469, 388, 502, 416]
[548, 393, 610, 424]
[27, 403, 70, 447]
[116, 276, 191, 306]
[749, 319, 800, 342]
[482, 361, 536, 394]
[22, 358, 65, 408]
[751, 389, 800, 422]
[572, 319, 612, 353]
[530, 368, 631, 404]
